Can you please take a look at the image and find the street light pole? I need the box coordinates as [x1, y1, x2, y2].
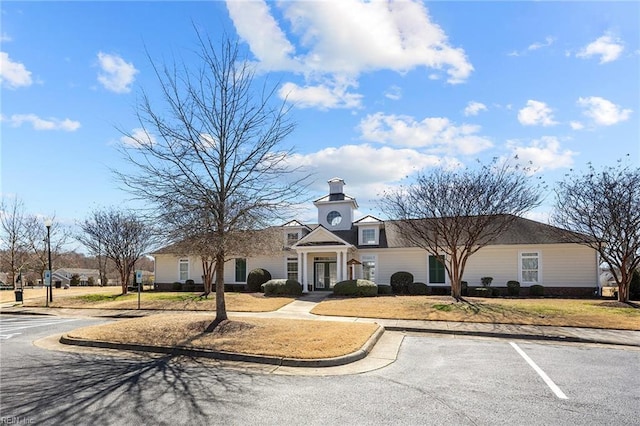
[45, 218, 53, 304]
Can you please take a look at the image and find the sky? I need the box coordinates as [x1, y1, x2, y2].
[1, 0, 639, 231]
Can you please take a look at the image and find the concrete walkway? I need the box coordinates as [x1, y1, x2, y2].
[2, 293, 639, 374]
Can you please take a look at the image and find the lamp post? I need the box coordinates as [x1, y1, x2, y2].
[44, 218, 53, 304]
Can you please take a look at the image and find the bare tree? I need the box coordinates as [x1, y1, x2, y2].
[116, 32, 307, 325]
[0, 197, 31, 288]
[78, 208, 154, 294]
[553, 161, 640, 302]
[380, 161, 542, 300]
[24, 214, 71, 286]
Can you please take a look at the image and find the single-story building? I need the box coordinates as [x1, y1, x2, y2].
[153, 178, 599, 297]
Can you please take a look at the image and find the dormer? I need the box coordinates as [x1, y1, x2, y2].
[282, 220, 311, 247]
[354, 215, 384, 246]
[313, 178, 358, 231]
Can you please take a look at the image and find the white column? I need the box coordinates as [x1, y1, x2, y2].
[302, 251, 309, 293]
[298, 251, 306, 293]
[341, 250, 348, 281]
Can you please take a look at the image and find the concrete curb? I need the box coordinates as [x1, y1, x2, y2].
[59, 325, 386, 368]
[384, 326, 638, 347]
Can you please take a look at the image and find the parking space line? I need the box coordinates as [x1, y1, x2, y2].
[510, 342, 568, 400]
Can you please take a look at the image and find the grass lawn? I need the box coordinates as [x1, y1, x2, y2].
[311, 296, 640, 330]
[18, 288, 294, 312]
[66, 314, 379, 359]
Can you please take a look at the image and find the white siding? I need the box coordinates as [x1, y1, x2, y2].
[371, 248, 428, 285]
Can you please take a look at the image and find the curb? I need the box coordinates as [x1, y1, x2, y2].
[385, 326, 639, 347]
[59, 325, 386, 368]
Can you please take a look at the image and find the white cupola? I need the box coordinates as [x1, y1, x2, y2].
[313, 178, 358, 231]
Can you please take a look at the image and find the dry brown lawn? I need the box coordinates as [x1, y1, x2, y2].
[67, 314, 379, 359]
[311, 296, 640, 330]
[1, 286, 120, 304]
[19, 290, 293, 312]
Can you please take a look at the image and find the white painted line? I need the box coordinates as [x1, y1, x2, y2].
[510, 342, 568, 400]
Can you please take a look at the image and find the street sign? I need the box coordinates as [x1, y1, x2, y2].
[135, 270, 143, 284]
[44, 270, 51, 287]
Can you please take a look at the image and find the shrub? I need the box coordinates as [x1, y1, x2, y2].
[390, 271, 414, 294]
[507, 280, 520, 296]
[172, 282, 182, 291]
[333, 279, 378, 297]
[184, 279, 195, 291]
[491, 288, 501, 297]
[261, 279, 302, 296]
[407, 282, 428, 295]
[247, 268, 272, 293]
[529, 284, 544, 297]
[475, 287, 489, 297]
[377, 284, 393, 295]
[481, 277, 493, 287]
[461, 281, 468, 297]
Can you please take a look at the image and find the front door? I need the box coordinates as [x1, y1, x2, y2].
[314, 262, 337, 289]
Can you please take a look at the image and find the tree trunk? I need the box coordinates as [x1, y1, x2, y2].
[214, 253, 227, 322]
[618, 282, 629, 303]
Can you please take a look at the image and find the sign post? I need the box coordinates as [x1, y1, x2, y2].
[136, 270, 143, 310]
[44, 270, 51, 308]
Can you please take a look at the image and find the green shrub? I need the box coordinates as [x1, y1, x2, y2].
[261, 279, 302, 296]
[529, 284, 544, 297]
[461, 281, 468, 296]
[407, 282, 428, 295]
[507, 280, 520, 296]
[377, 284, 393, 295]
[172, 282, 182, 291]
[333, 279, 378, 297]
[184, 279, 195, 291]
[491, 288, 501, 297]
[247, 268, 272, 293]
[630, 270, 640, 300]
[481, 277, 493, 287]
[475, 287, 489, 297]
[390, 271, 414, 294]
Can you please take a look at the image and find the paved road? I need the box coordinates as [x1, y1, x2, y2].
[0, 316, 638, 425]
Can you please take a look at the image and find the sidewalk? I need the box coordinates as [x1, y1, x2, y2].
[3, 293, 639, 370]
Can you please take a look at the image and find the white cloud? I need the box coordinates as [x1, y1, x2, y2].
[528, 36, 555, 51]
[0, 51, 33, 89]
[384, 85, 402, 101]
[3, 113, 80, 131]
[120, 128, 156, 147]
[1, 33, 12, 42]
[517, 100, 557, 126]
[279, 80, 363, 110]
[463, 101, 487, 116]
[359, 112, 493, 155]
[577, 96, 632, 126]
[97, 52, 138, 93]
[227, 0, 473, 109]
[569, 121, 584, 130]
[506, 136, 576, 172]
[576, 34, 624, 64]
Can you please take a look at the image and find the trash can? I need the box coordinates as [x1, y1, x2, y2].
[14, 290, 23, 302]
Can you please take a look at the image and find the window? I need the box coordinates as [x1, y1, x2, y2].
[286, 232, 299, 246]
[235, 258, 247, 282]
[520, 252, 540, 283]
[361, 255, 376, 282]
[361, 228, 376, 245]
[179, 259, 189, 282]
[428, 255, 446, 284]
[287, 257, 298, 281]
[327, 211, 342, 226]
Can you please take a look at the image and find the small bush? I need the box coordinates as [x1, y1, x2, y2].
[461, 281, 468, 297]
[630, 270, 640, 300]
[184, 279, 195, 291]
[390, 271, 414, 294]
[333, 279, 378, 297]
[481, 277, 493, 287]
[247, 268, 272, 293]
[261, 279, 302, 296]
[377, 284, 393, 295]
[507, 280, 520, 296]
[407, 282, 428, 295]
[172, 282, 182, 291]
[475, 287, 489, 297]
[529, 284, 544, 297]
[491, 288, 501, 297]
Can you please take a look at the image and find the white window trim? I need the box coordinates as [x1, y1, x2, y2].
[360, 227, 378, 245]
[360, 254, 377, 283]
[286, 256, 299, 281]
[519, 251, 542, 285]
[178, 258, 189, 282]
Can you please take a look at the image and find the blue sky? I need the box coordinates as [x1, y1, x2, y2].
[1, 1, 639, 229]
